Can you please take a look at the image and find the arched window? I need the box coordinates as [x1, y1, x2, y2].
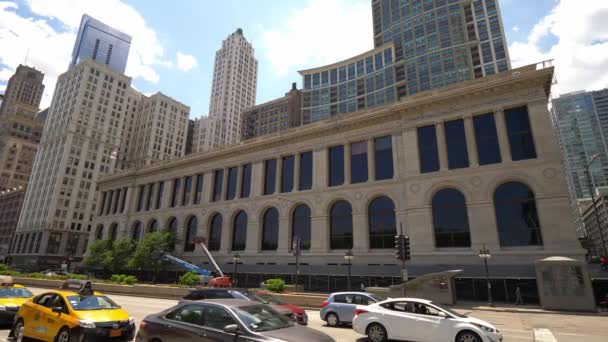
[232, 211, 247, 251]
[166, 217, 178, 238]
[330, 201, 353, 249]
[184, 216, 198, 252]
[109, 223, 119, 241]
[494, 181, 543, 246]
[95, 225, 104, 240]
[131, 221, 142, 241]
[261, 208, 279, 250]
[148, 219, 158, 233]
[292, 205, 311, 250]
[208, 213, 222, 251]
[432, 189, 471, 247]
[368, 196, 396, 249]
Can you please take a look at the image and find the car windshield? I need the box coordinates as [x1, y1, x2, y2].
[233, 304, 294, 332]
[0, 288, 33, 298]
[369, 294, 386, 302]
[250, 293, 284, 305]
[66, 295, 121, 310]
[429, 302, 466, 318]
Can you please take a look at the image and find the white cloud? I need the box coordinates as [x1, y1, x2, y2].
[258, 0, 372, 77]
[512, 25, 520, 32]
[176, 52, 198, 72]
[508, 0, 608, 96]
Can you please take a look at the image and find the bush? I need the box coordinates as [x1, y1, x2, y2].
[0, 270, 20, 276]
[179, 271, 200, 287]
[124, 275, 137, 285]
[67, 273, 87, 280]
[0, 264, 8, 272]
[25, 272, 46, 279]
[265, 278, 286, 293]
[111, 274, 137, 285]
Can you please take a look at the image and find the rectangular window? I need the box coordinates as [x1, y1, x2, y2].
[474, 113, 502, 165]
[194, 174, 203, 204]
[304, 74, 311, 89]
[418, 125, 440, 173]
[281, 155, 295, 193]
[330, 68, 338, 85]
[444, 119, 469, 169]
[156, 182, 164, 209]
[212, 169, 223, 202]
[105, 190, 113, 215]
[299, 151, 313, 190]
[182, 175, 192, 206]
[45, 232, 62, 254]
[375, 136, 394, 180]
[350, 141, 368, 183]
[226, 167, 237, 200]
[241, 164, 251, 198]
[171, 178, 181, 207]
[136, 185, 145, 211]
[505, 106, 537, 161]
[264, 159, 277, 195]
[120, 187, 128, 213]
[329, 146, 345, 187]
[112, 188, 121, 214]
[146, 183, 154, 210]
[98, 192, 107, 215]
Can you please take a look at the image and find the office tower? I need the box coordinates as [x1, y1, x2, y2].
[70, 14, 132, 74]
[128, 92, 190, 167]
[0, 65, 45, 117]
[0, 187, 26, 258]
[195, 28, 258, 152]
[0, 65, 46, 192]
[241, 83, 302, 140]
[185, 119, 195, 155]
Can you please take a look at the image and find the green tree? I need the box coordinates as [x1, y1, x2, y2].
[128, 231, 172, 282]
[102, 239, 135, 273]
[83, 239, 113, 268]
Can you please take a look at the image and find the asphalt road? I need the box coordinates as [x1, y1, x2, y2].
[0, 288, 607, 341]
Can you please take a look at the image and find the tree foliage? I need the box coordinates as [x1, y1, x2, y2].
[83, 239, 113, 268]
[128, 231, 173, 281]
[103, 239, 135, 273]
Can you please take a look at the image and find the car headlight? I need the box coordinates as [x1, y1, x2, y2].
[129, 317, 135, 325]
[79, 319, 96, 329]
[0, 305, 5, 311]
[473, 323, 496, 333]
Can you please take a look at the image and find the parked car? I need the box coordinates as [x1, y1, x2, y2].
[136, 299, 334, 342]
[182, 288, 296, 322]
[320, 292, 385, 327]
[243, 290, 308, 325]
[352, 297, 503, 342]
[0, 276, 34, 325]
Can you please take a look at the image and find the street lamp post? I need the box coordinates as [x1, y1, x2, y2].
[232, 253, 241, 287]
[478, 245, 493, 306]
[344, 249, 354, 291]
[584, 154, 608, 257]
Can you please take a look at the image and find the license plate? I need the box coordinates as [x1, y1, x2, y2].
[109, 329, 122, 337]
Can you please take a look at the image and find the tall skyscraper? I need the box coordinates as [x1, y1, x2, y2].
[0, 65, 45, 118]
[70, 14, 132, 74]
[195, 28, 258, 152]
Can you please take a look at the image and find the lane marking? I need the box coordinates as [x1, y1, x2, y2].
[534, 329, 557, 342]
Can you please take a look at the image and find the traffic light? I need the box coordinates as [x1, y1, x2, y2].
[404, 236, 411, 261]
[395, 235, 406, 261]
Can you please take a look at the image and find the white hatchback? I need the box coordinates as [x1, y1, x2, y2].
[352, 297, 502, 342]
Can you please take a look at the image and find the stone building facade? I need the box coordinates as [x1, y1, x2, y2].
[92, 63, 583, 281]
[0, 187, 26, 257]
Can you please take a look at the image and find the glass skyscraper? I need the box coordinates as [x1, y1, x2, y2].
[69, 14, 132, 74]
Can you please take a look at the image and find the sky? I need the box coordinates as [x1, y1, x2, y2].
[1, 0, 608, 119]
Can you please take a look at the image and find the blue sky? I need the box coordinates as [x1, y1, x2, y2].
[1, 0, 608, 117]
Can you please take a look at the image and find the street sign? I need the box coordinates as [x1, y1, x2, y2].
[61, 263, 68, 271]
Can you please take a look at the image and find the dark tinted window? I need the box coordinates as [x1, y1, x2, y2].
[494, 182, 542, 246]
[136, 185, 144, 211]
[194, 174, 203, 205]
[369, 196, 396, 249]
[262, 207, 279, 250]
[264, 159, 277, 195]
[166, 304, 204, 326]
[299, 151, 313, 190]
[474, 113, 501, 165]
[350, 141, 368, 184]
[156, 182, 164, 209]
[99, 192, 107, 215]
[375, 136, 394, 180]
[171, 178, 181, 208]
[505, 106, 536, 161]
[203, 305, 236, 330]
[432, 189, 471, 247]
[329, 146, 345, 187]
[184, 216, 198, 252]
[212, 169, 223, 202]
[330, 201, 353, 249]
[148, 219, 158, 233]
[167, 217, 178, 239]
[292, 205, 311, 250]
[113, 189, 121, 214]
[241, 164, 252, 198]
[182, 176, 192, 206]
[146, 184, 154, 210]
[226, 167, 237, 200]
[281, 156, 295, 193]
[131, 222, 141, 240]
[418, 125, 440, 173]
[208, 214, 222, 251]
[109, 223, 118, 240]
[120, 187, 128, 213]
[232, 211, 247, 251]
[444, 120, 469, 169]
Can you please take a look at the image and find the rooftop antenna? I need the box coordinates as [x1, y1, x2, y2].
[24, 47, 30, 66]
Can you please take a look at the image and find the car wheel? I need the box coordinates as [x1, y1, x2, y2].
[13, 319, 25, 342]
[457, 330, 482, 342]
[367, 323, 387, 342]
[55, 327, 71, 342]
[325, 312, 339, 327]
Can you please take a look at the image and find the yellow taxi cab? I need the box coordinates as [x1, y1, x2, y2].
[0, 276, 34, 324]
[9, 279, 135, 342]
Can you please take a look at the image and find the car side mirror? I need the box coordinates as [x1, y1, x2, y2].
[52, 307, 62, 314]
[437, 311, 448, 318]
[223, 324, 239, 334]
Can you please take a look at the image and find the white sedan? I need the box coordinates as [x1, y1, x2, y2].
[352, 297, 502, 342]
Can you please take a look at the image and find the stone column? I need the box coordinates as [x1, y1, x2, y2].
[176, 178, 185, 207]
[352, 212, 369, 252]
[391, 134, 400, 179]
[294, 153, 301, 191]
[367, 140, 376, 181]
[464, 115, 479, 166]
[251, 161, 264, 197]
[236, 166, 243, 199]
[435, 121, 448, 170]
[220, 216, 232, 253]
[344, 142, 352, 184]
[406, 207, 434, 253]
[245, 218, 261, 254]
[276, 157, 282, 194]
[467, 202, 501, 252]
[494, 109, 511, 162]
[527, 99, 561, 160]
[221, 168, 228, 200]
[311, 214, 329, 253]
[127, 186, 140, 214]
[313, 148, 327, 190]
[403, 128, 420, 176]
[202, 172, 213, 204]
[277, 217, 290, 253]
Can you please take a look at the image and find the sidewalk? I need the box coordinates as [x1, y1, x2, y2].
[453, 301, 608, 316]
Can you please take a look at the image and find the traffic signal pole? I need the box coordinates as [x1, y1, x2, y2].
[396, 223, 410, 297]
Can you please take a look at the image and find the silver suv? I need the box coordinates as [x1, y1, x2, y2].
[319, 292, 386, 327]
